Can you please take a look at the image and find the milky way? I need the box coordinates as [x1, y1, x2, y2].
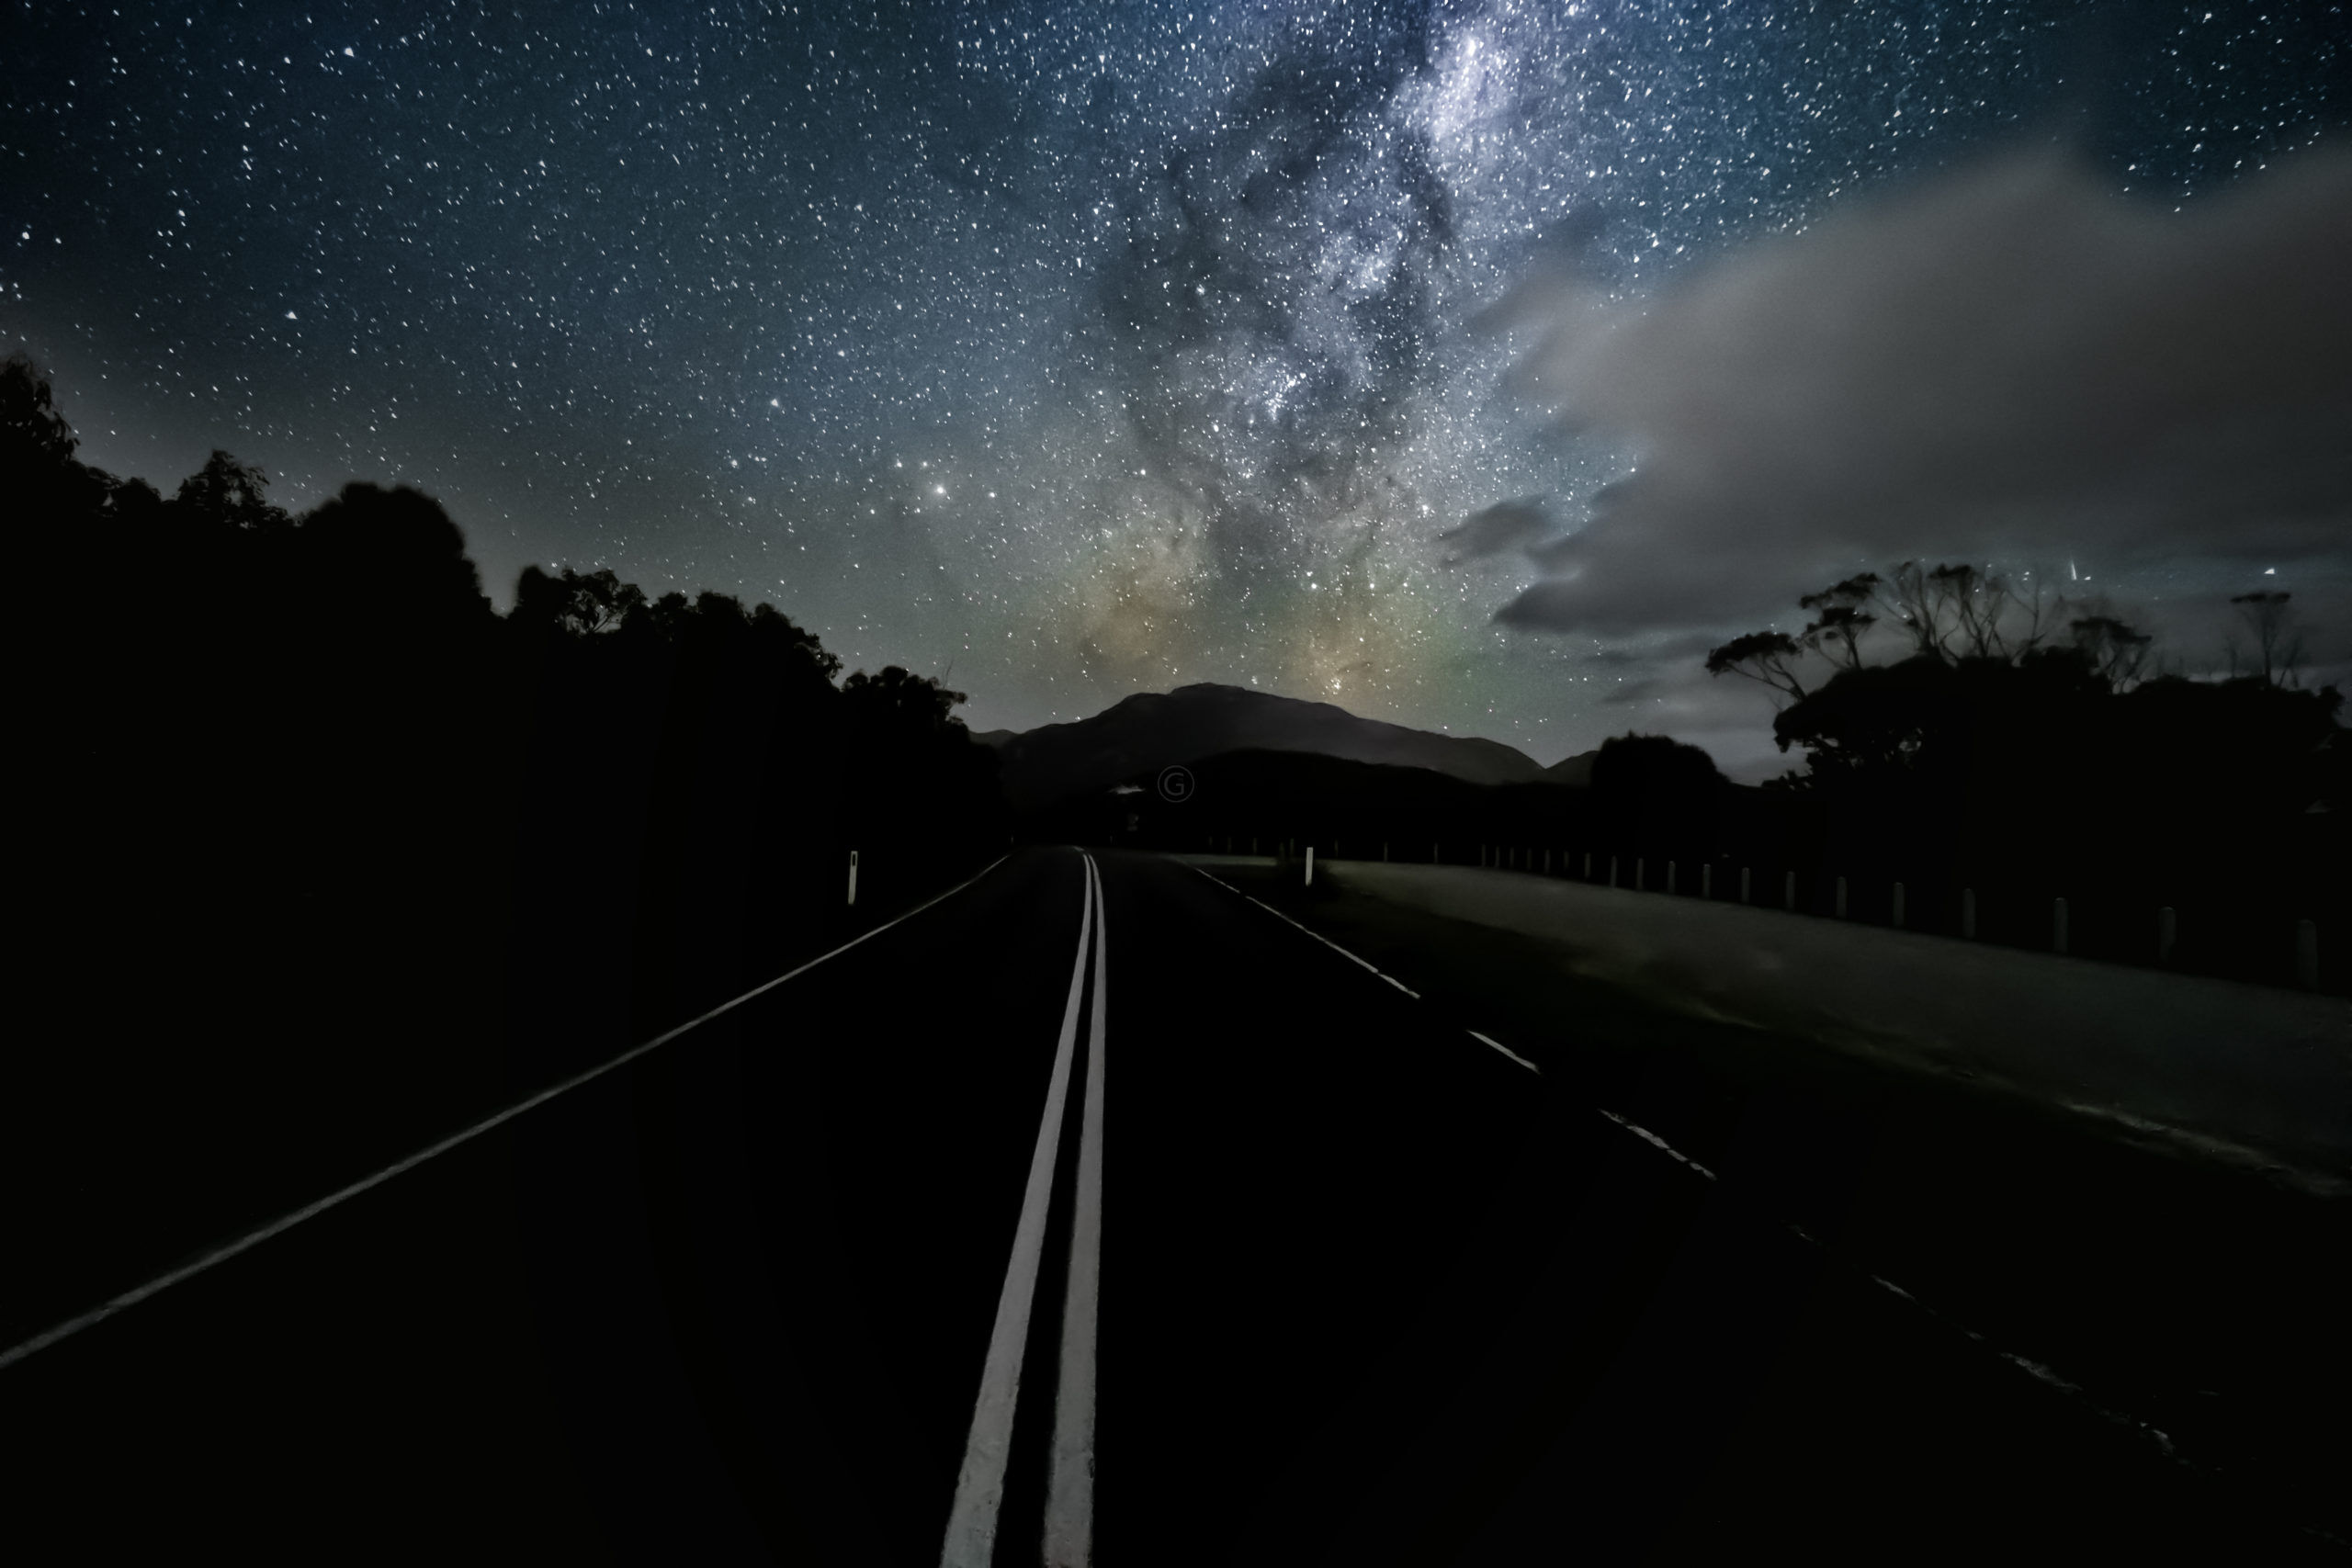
[5, 1, 2345, 772]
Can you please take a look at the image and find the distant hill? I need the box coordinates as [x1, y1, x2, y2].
[1545, 748, 1600, 786]
[978, 682, 1549, 811]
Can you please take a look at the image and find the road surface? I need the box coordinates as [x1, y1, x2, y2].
[4, 846, 2344, 1563]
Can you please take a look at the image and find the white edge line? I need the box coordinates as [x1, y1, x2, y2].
[0, 854, 1011, 1376]
[939, 851, 1094, 1567]
[1465, 1030, 1541, 1076]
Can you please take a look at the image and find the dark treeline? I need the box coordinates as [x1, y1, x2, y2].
[1083, 565, 2346, 991]
[1702, 565, 2346, 985]
[6, 355, 1003, 1345]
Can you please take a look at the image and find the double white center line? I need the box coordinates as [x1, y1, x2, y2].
[941, 851, 1107, 1568]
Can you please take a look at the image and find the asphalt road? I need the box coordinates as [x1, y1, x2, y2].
[3, 845, 2343, 1563]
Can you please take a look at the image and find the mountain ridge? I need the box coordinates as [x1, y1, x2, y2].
[976, 682, 1556, 811]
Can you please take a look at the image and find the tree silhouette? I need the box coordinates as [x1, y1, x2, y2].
[2, 353, 78, 470]
[2068, 614, 2155, 688]
[296, 482, 495, 637]
[1797, 572, 1881, 670]
[1711, 560, 2140, 710]
[1704, 630, 1811, 701]
[838, 665, 1003, 858]
[842, 665, 970, 729]
[174, 449, 288, 533]
[1591, 732, 1725, 859]
[2229, 591, 2302, 687]
[1689, 557, 2343, 983]
[5, 354, 112, 525]
[1702, 561, 2208, 837]
[512, 564, 648, 637]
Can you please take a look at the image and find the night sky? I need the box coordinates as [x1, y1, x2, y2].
[7, 1, 2348, 775]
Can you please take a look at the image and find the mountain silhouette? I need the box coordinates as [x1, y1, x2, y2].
[977, 682, 1546, 811]
[1544, 748, 1601, 785]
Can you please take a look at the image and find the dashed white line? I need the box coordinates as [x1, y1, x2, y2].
[1589, 1107, 2190, 1472]
[1177, 857, 2211, 1498]
[1186, 864, 1436, 1004]
[1246, 894, 1381, 972]
[1597, 1107, 1719, 1180]
[1466, 1030, 1541, 1075]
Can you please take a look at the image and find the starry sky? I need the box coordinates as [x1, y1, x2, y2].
[6, 0, 2348, 776]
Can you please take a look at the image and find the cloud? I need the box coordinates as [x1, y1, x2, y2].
[1496, 144, 2352, 637]
[1439, 495, 1554, 562]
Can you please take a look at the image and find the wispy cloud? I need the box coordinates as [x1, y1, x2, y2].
[1495, 144, 2352, 641]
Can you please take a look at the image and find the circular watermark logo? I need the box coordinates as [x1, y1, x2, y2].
[1156, 764, 1196, 803]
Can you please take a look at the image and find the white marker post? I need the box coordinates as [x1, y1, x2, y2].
[1305, 846, 1316, 886]
[847, 849, 859, 908]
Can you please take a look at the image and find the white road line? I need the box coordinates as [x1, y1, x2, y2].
[1186, 864, 1398, 978]
[1246, 895, 1382, 973]
[0, 853, 1011, 1377]
[1187, 859, 2213, 1500]
[1596, 1107, 1719, 1180]
[940, 852, 1095, 1568]
[1586, 1100, 2193, 1468]
[1199, 869, 1570, 1075]
[1046, 853, 1108, 1566]
[1466, 1030, 1541, 1076]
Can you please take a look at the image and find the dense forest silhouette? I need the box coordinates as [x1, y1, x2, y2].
[5, 355, 1005, 1348]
